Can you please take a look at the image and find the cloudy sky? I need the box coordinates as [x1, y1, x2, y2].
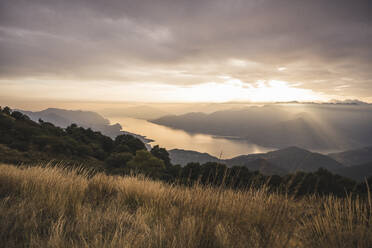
[1, 0, 371, 103]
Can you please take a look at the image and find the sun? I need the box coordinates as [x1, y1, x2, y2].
[248, 80, 326, 102]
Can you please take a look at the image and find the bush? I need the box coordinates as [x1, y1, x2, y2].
[105, 152, 133, 168]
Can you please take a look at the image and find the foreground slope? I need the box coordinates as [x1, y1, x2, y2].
[1, 164, 371, 248]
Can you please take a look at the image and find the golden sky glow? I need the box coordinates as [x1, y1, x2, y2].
[0, 0, 371, 104]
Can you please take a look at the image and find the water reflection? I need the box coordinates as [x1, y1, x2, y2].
[109, 117, 273, 159]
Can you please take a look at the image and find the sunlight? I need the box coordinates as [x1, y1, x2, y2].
[248, 80, 326, 102]
[169, 79, 327, 102]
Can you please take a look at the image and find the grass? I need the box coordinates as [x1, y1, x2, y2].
[0, 164, 371, 248]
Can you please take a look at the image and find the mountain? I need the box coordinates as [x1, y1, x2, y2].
[261, 147, 343, 172]
[152, 106, 292, 137]
[228, 157, 288, 175]
[168, 146, 344, 175]
[254, 116, 347, 149]
[328, 146, 372, 166]
[334, 162, 372, 181]
[169, 149, 220, 165]
[224, 147, 343, 173]
[19, 108, 120, 136]
[21, 108, 110, 127]
[169, 148, 286, 175]
[18, 108, 151, 145]
[152, 104, 372, 150]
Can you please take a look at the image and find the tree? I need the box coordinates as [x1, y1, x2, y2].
[151, 145, 171, 167]
[11, 111, 30, 121]
[114, 135, 146, 154]
[127, 150, 165, 176]
[105, 152, 133, 168]
[2, 106, 11, 115]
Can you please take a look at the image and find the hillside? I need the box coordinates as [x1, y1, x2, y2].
[169, 147, 344, 175]
[0, 107, 152, 172]
[19, 108, 152, 145]
[1, 164, 371, 248]
[20, 108, 122, 138]
[152, 104, 372, 150]
[334, 162, 372, 181]
[231, 158, 288, 175]
[329, 146, 372, 166]
[20, 108, 110, 127]
[152, 106, 291, 137]
[257, 116, 339, 149]
[169, 149, 221, 165]
[262, 147, 343, 172]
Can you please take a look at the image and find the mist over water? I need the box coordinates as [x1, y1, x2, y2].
[109, 117, 273, 159]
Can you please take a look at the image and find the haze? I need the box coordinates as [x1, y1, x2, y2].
[1, 0, 372, 104]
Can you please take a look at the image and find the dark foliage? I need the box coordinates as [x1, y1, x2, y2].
[0, 106, 371, 197]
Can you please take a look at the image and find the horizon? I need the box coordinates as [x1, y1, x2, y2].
[1, 98, 371, 113]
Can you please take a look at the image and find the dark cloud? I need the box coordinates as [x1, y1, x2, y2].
[0, 0, 371, 99]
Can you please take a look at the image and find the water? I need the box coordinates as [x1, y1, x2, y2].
[109, 117, 274, 159]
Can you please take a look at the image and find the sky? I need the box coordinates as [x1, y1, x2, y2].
[1, 0, 372, 104]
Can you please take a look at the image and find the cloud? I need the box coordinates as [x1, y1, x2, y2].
[0, 0, 371, 101]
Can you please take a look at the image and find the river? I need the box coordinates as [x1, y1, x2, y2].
[109, 117, 274, 159]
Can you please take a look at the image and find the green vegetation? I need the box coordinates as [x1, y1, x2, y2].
[0, 164, 371, 248]
[0, 106, 371, 197]
[0, 106, 148, 170]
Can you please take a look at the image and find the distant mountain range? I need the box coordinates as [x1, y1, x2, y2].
[328, 146, 372, 166]
[19, 108, 152, 144]
[152, 104, 372, 150]
[169, 149, 221, 165]
[334, 162, 372, 182]
[169, 146, 372, 181]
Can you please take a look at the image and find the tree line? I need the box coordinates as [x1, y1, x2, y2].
[1, 106, 371, 197]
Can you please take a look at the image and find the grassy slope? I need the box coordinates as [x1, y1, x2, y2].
[0, 164, 371, 248]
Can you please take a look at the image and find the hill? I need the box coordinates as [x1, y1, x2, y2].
[0, 164, 371, 248]
[169, 147, 343, 175]
[334, 162, 372, 181]
[230, 157, 288, 175]
[328, 146, 372, 166]
[19, 108, 122, 137]
[169, 149, 220, 165]
[0, 106, 156, 172]
[261, 147, 343, 172]
[256, 116, 341, 149]
[19, 108, 151, 144]
[21, 108, 110, 126]
[152, 106, 291, 137]
[152, 104, 372, 150]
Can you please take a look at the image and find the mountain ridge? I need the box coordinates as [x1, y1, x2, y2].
[18, 108, 152, 145]
[169, 146, 344, 176]
[152, 105, 372, 150]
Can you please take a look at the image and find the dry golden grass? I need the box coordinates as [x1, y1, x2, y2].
[0, 164, 371, 248]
